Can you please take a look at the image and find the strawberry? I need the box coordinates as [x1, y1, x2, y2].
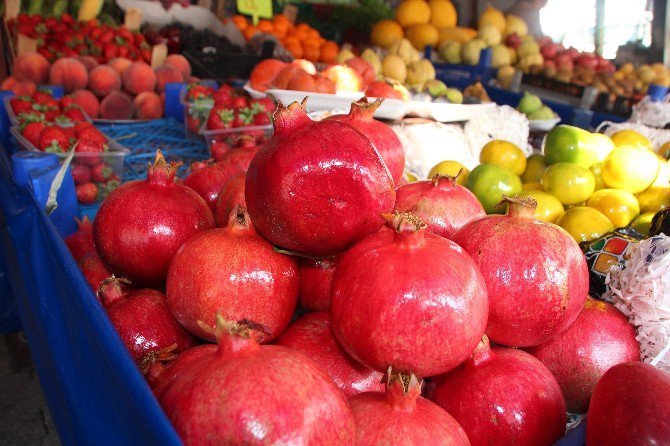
[62, 127, 76, 148]
[213, 85, 234, 106]
[90, 163, 113, 183]
[253, 112, 271, 126]
[75, 138, 105, 166]
[77, 127, 107, 145]
[60, 96, 75, 109]
[71, 163, 91, 185]
[103, 42, 118, 60]
[251, 97, 276, 114]
[63, 107, 87, 123]
[232, 108, 254, 128]
[231, 96, 248, 109]
[186, 84, 215, 102]
[38, 126, 68, 152]
[44, 109, 60, 121]
[10, 97, 32, 115]
[75, 182, 99, 204]
[21, 121, 46, 147]
[210, 140, 229, 162]
[74, 121, 94, 135]
[206, 106, 234, 131]
[32, 91, 57, 107]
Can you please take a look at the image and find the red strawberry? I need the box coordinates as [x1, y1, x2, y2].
[38, 126, 69, 152]
[232, 108, 253, 127]
[213, 85, 234, 106]
[75, 138, 104, 166]
[231, 96, 248, 109]
[251, 97, 275, 114]
[90, 163, 113, 182]
[71, 163, 92, 185]
[10, 97, 32, 115]
[60, 96, 75, 109]
[63, 107, 87, 123]
[210, 140, 229, 161]
[74, 121, 94, 135]
[75, 182, 99, 204]
[32, 91, 57, 108]
[21, 121, 46, 147]
[253, 112, 271, 126]
[62, 127, 76, 148]
[185, 84, 214, 101]
[206, 106, 234, 130]
[77, 127, 106, 145]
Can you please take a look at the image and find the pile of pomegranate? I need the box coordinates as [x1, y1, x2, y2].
[65, 97, 667, 445]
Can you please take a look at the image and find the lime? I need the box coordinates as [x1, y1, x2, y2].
[480, 140, 527, 176]
[428, 160, 469, 185]
[630, 212, 655, 236]
[466, 163, 523, 214]
[519, 190, 564, 223]
[610, 129, 653, 150]
[541, 162, 596, 205]
[557, 206, 615, 243]
[543, 125, 600, 168]
[521, 153, 547, 183]
[602, 145, 660, 194]
[586, 189, 640, 227]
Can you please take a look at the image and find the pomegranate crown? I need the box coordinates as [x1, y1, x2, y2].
[431, 169, 464, 186]
[97, 275, 131, 305]
[383, 367, 422, 411]
[496, 195, 538, 219]
[273, 98, 311, 134]
[147, 150, 183, 185]
[383, 211, 427, 233]
[350, 97, 384, 119]
[74, 215, 93, 229]
[139, 344, 178, 375]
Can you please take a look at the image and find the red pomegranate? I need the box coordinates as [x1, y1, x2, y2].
[214, 171, 246, 227]
[146, 344, 217, 399]
[98, 276, 197, 366]
[430, 335, 566, 446]
[245, 100, 395, 256]
[297, 256, 338, 311]
[526, 298, 640, 413]
[166, 205, 298, 341]
[587, 362, 670, 445]
[327, 98, 405, 185]
[159, 317, 355, 445]
[452, 196, 588, 347]
[394, 174, 485, 239]
[78, 252, 111, 291]
[94, 150, 215, 288]
[276, 312, 384, 396]
[182, 160, 238, 211]
[331, 212, 488, 377]
[65, 216, 95, 261]
[217, 135, 258, 172]
[349, 369, 470, 445]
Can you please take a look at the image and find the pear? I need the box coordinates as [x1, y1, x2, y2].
[440, 41, 462, 64]
[382, 55, 408, 83]
[445, 88, 464, 104]
[406, 59, 436, 89]
[517, 91, 543, 115]
[389, 38, 420, 65]
[528, 105, 555, 120]
[336, 49, 355, 64]
[425, 79, 448, 97]
[361, 48, 383, 79]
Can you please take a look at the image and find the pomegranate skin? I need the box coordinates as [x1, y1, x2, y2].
[430, 336, 566, 446]
[147, 344, 217, 399]
[526, 298, 640, 413]
[214, 172, 246, 227]
[182, 161, 237, 211]
[94, 151, 215, 288]
[394, 175, 485, 239]
[586, 362, 670, 446]
[65, 216, 95, 261]
[166, 205, 298, 341]
[276, 311, 384, 397]
[245, 100, 395, 256]
[348, 370, 470, 446]
[452, 196, 588, 347]
[327, 98, 405, 185]
[159, 319, 355, 445]
[99, 278, 197, 365]
[297, 256, 338, 311]
[78, 252, 111, 291]
[331, 213, 488, 377]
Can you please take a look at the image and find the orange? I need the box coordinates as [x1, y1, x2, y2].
[243, 26, 258, 41]
[257, 20, 274, 33]
[273, 21, 289, 38]
[285, 41, 303, 59]
[320, 41, 339, 63]
[291, 27, 309, 41]
[273, 14, 290, 25]
[232, 15, 248, 31]
[302, 42, 321, 62]
[307, 29, 321, 40]
[371, 20, 404, 48]
[296, 23, 310, 32]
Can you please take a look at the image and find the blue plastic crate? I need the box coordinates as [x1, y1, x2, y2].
[427, 47, 497, 90]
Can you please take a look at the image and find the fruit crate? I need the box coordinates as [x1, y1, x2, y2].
[592, 91, 644, 118]
[427, 47, 498, 90]
[181, 40, 276, 82]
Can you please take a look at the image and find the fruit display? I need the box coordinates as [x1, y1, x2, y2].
[515, 91, 556, 120]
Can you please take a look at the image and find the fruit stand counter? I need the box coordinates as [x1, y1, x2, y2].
[0, 146, 181, 444]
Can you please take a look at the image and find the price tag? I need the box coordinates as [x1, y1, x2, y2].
[236, 0, 272, 25]
[4, 0, 20, 21]
[124, 7, 143, 32]
[151, 43, 168, 69]
[17, 34, 37, 54]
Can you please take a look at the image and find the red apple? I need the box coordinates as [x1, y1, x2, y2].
[320, 65, 363, 93]
[505, 34, 522, 49]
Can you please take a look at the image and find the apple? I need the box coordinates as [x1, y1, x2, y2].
[320, 65, 363, 93]
[541, 43, 560, 60]
[505, 34, 522, 49]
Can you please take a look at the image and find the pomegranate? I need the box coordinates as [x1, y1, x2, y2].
[276, 312, 384, 396]
[245, 100, 395, 256]
[159, 317, 355, 445]
[78, 252, 111, 291]
[430, 335, 566, 446]
[349, 369, 470, 445]
[147, 344, 217, 399]
[327, 98, 405, 185]
[94, 150, 215, 288]
[182, 160, 237, 211]
[65, 216, 95, 261]
[331, 212, 488, 377]
[394, 174, 485, 239]
[166, 205, 298, 341]
[214, 171, 246, 227]
[97, 276, 197, 367]
[452, 196, 588, 347]
[526, 298, 640, 413]
[587, 362, 670, 445]
[297, 256, 338, 311]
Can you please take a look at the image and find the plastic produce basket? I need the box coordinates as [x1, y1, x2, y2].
[199, 124, 273, 152]
[3, 95, 92, 127]
[428, 47, 497, 90]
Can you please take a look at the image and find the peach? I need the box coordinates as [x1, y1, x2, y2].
[13, 81, 37, 96]
[108, 57, 133, 77]
[286, 69, 317, 92]
[88, 65, 121, 98]
[163, 54, 191, 80]
[291, 59, 317, 75]
[249, 59, 287, 92]
[76, 56, 99, 73]
[72, 89, 100, 118]
[187, 76, 200, 83]
[154, 65, 183, 93]
[0, 76, 17, 91]
[320, 64, 363, 93]
[133, 91, 163, 119]
[122, 61, 156, 95]
[100, 91, 134, 120]
[49, 58, 89, 93]
[14, 51, 50, 84]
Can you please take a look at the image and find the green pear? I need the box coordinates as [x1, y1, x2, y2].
[361, 48, 383, 79]
[425, 79, 448, 97]
[445, 88, 464, 104]
[528, 105, 555, 120]
[517, 91, 542, 115]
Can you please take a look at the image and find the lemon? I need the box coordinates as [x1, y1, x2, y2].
[590, 162, 606, 191]
[466, 163, 522, 214]
[480, 140, 527, 176]
[403, 170, 419, 183]
[653, 155, 670, 186]
[395, 0, 431, 27]
[519, 190, 564, 223]
[610, 129, 653, 150]
[522, 182, 543, 191]
[429, 0, 457, 28]
[601, 145, 660, 194]
[630, 212, 655, 236]
[405, 23, 439, 51]
[557, 207, 615, 243]
[521, 153, 547, 183]
[428, 160, 469, 185]
[541, 162, 596, 205]
[658, 141, 670, 160]
[586, 189, 640, 227]
[636, 187, 670, 213]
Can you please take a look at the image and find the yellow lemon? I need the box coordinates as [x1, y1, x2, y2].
[521, 153, 547, 183]
[371, 20, 404, 49]
[585, 189, 640, 227]
[630, 212, 655, 236]
[403, 170, 419, 183]
[429, 0, 457, 28]
[590, 162, 606, 191]
[519, 190, 564, 223]
[557, 207, 615, 243]
[428, 160, 469, 185]
[610, 129, 653, 150]
[395, 0, 431, 27]
[601, 145, 660, 194]
[480, 140, 527, 176]
[636, 187, 670, 213]
[522, 182, 543, 191]
[541, 162, 596, 205]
